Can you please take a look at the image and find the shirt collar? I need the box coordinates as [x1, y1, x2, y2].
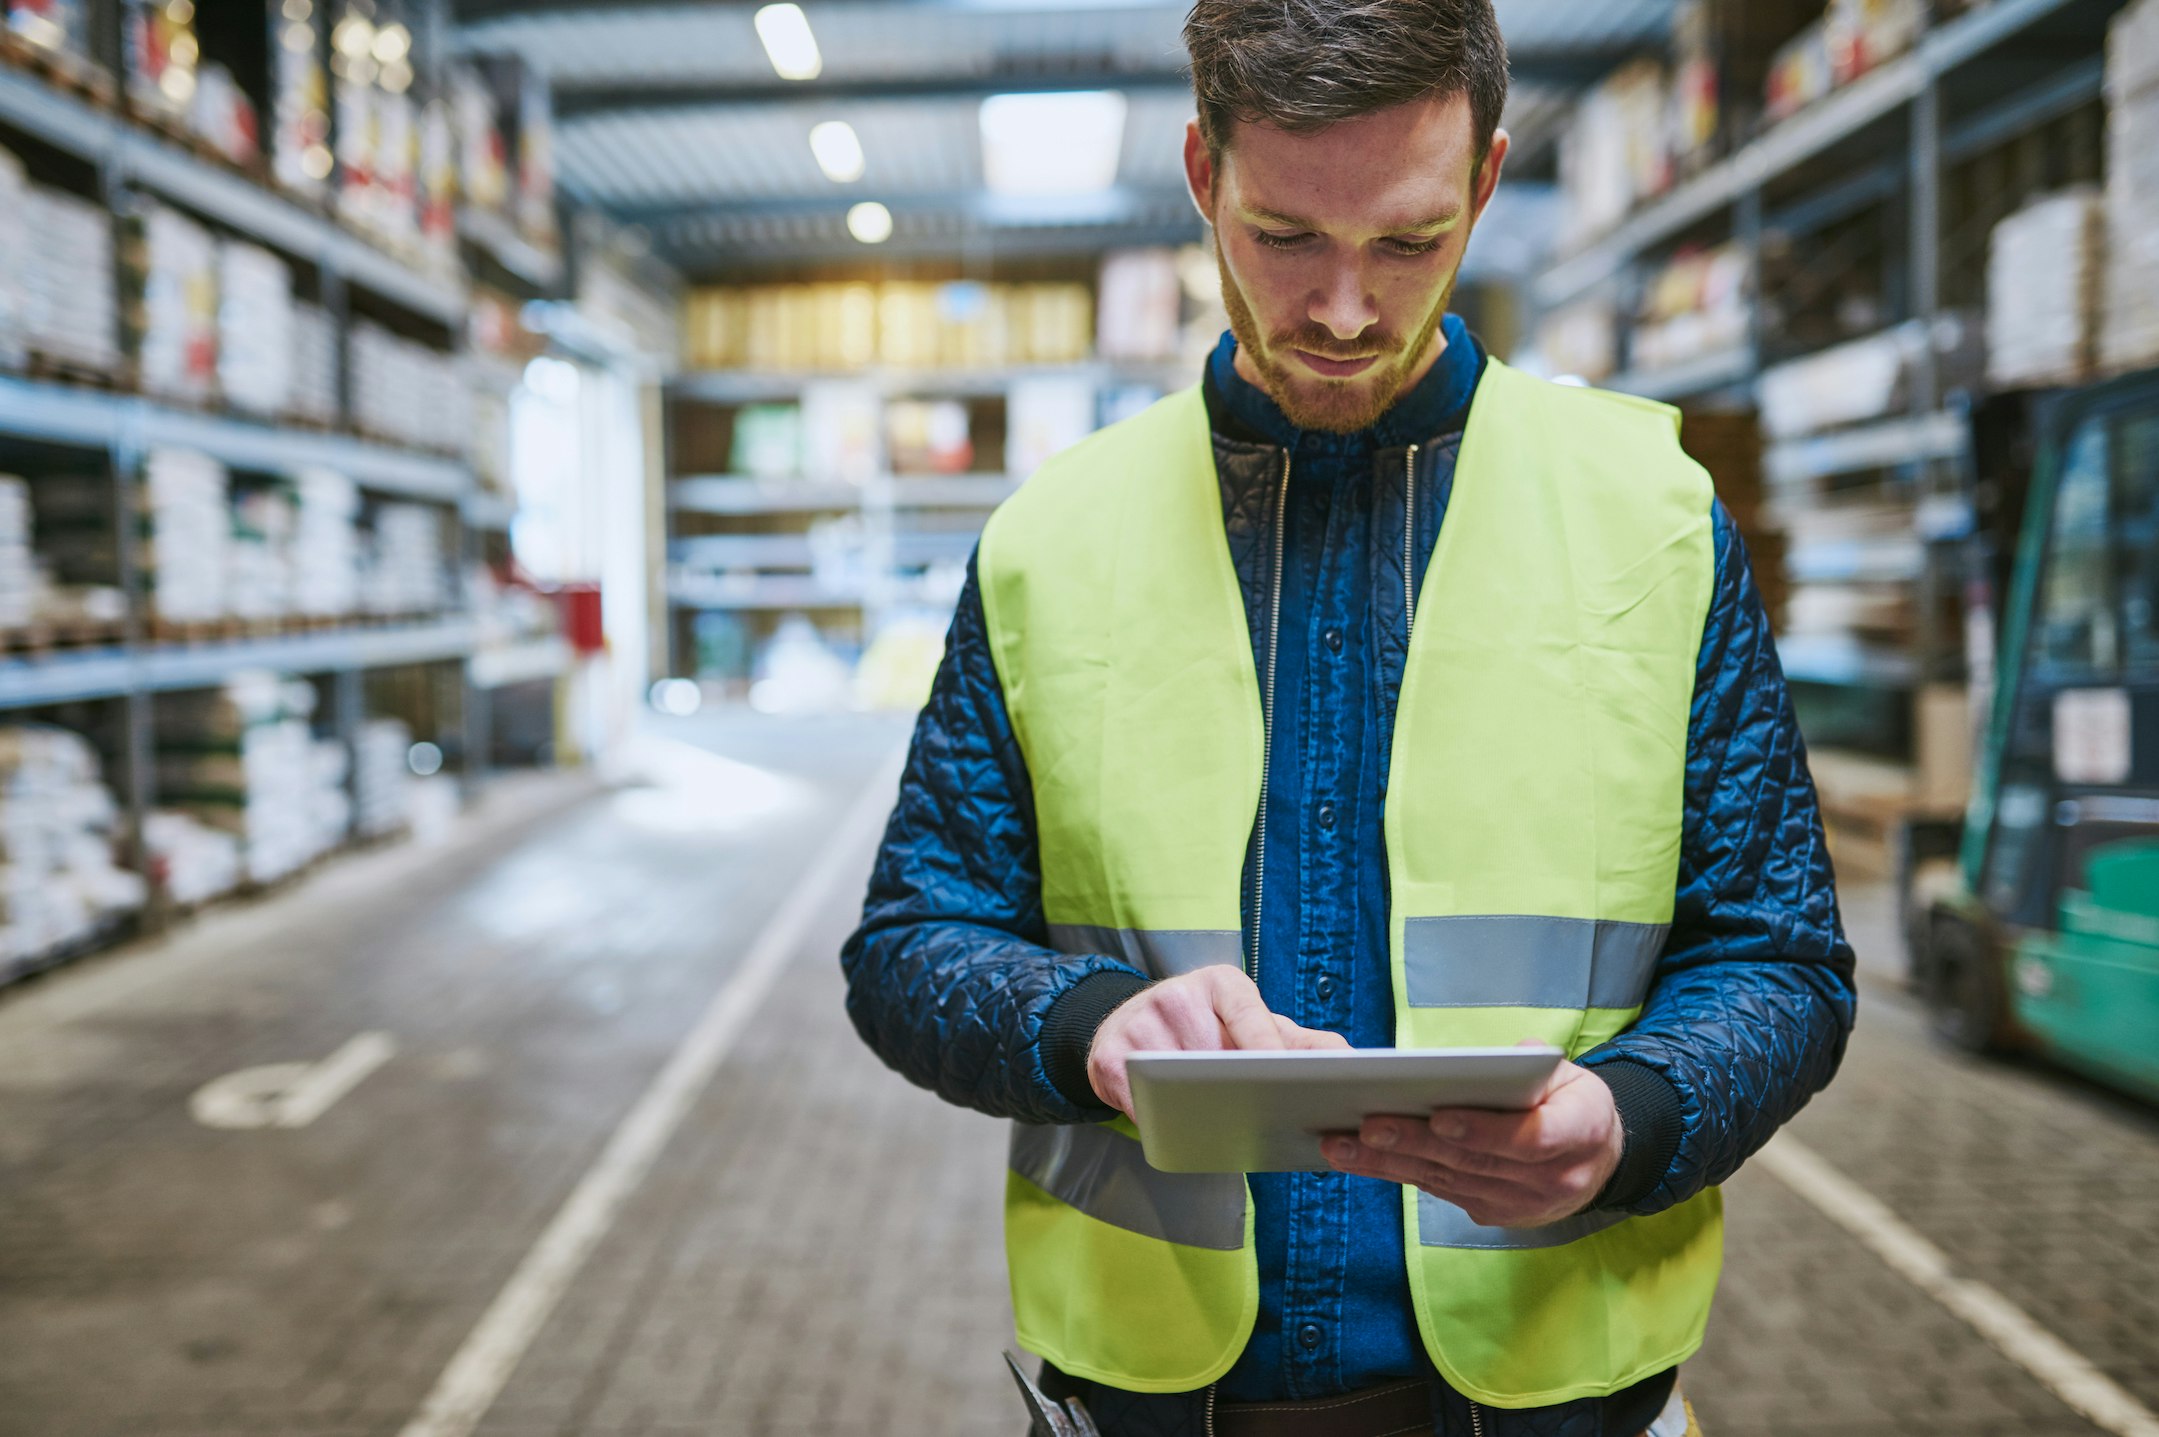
[1205, 312, 1484, 456]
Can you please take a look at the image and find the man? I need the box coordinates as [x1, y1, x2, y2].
[842, 2, 1856, 1433]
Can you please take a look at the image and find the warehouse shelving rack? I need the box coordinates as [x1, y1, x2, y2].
[0, 42, 568, 965]
[662, 360, 1183, 680]
[1526, 0, 2129, 861]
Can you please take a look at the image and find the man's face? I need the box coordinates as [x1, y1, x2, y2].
[1184, 94, 1508, 433]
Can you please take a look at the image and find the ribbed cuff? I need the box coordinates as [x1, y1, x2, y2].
[1039, 970, 1152, 1113]
[1589, 1058, 1685, 1211]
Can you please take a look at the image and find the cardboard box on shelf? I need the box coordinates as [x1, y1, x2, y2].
[19, 185, 121, 379]
[133, 203, 220, 407]
[123, 0, 197, 126]
[217, 240, 295, 418]
[288, 302, 339, 426]
[1632, 243, 1752, 374]
[353, 717, 412, 838]
[1987, 188, 2105, 389]
[157, 672, 349, 886]
[0, 724, 144, 979]
[1558, 59, 1673, 247]
[2104, 0, 2159, 372]
[0, 146, 25, 372]
[140, 447, 228, 623]
[1532, 299, 1620, 384]
[289, 467, 359, 618]
[685, 281, 1098, 374]
[269, 0, 331, 197]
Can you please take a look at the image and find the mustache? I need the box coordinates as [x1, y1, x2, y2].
[1273, 326, 1404, 363]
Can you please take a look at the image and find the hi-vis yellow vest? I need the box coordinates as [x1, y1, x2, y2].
[975, 359, 1722, 1408]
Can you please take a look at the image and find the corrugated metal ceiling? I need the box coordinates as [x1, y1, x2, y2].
[460, 0, 1676, 268]
[460, 2, 1187, 85]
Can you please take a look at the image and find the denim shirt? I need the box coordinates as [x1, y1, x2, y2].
[1209, 319, 1483, 1398]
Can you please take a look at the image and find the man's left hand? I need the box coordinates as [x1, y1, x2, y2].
[1320, 1060, 1624, 1228]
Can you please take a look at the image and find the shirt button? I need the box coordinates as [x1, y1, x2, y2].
[1317, 802, 1337, 830]
[1324, 628, 1344, 654]
[1297, 1322, 1324, 1351]
[1315, 975, 1336, 1000]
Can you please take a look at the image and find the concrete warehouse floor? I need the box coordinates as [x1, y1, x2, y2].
[0, 712, 2153, 1437]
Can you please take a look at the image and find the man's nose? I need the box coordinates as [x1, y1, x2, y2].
[1310, 264, 1378, 344]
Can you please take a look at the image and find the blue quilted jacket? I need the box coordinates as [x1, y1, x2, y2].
[841, 323, 1857, 1436]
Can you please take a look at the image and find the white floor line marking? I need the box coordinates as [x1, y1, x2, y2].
[1756, 1135, 2159, 1437]
[396, 753, 906, 1437]
[277, 1031, 398, 1127]
[190, 1031, 398, 1130]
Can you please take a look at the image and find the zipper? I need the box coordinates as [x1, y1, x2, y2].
[1469, 1402, 1486, 1437]
[1402, 443, 1420, 636]
[1246, 449, 1293, 982]
[1205, 1381, 1219, 1437]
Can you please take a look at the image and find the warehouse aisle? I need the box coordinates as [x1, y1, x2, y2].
[0, 711, 1011, 1437]
[2, 715, 2156, 1437]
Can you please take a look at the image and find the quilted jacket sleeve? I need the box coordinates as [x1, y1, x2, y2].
[840, 554, 1150, 1124]
[1579, 502, 1859, 1214]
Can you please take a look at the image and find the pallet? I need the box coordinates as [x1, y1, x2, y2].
[0, 32, 116, 110]
[148, 617, 250, 647]
[0, 913, 136, 992]
[0, 618, 126, 658]
[23, 351, 130, 393]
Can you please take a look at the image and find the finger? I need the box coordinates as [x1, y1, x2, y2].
[1086, 1043, 1133, 1116]
[1429, 1074, 1606, 1159]
[1207, 968, 1287, 1051]
[1355, 1117, 1549, 1181]
[1322, 1140, 1559, 1222]
[1319, 1137, 1448, 1189]
[1321, 1139, 1549, 1209]
[1274, 1015, 1352, 1050]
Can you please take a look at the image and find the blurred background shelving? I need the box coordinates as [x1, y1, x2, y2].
[1515, 0, 2148, 873]
[0, 0, 673, 984]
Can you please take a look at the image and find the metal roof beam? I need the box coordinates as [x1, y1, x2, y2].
[458, 0, 1174, 19]
[547, 53, 1636, 120]
[628, 184, 1197, 229]
[555, 65, 1189, 118]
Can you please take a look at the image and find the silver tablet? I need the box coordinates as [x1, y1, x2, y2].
[1127, 1046, 1564, 1174]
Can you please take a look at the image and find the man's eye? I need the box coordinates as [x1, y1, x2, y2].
[1385, 237, 1442, 256]
[1254, 230, 1311, 251]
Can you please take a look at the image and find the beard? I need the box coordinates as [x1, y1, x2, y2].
[1217, 244, 1457, 435]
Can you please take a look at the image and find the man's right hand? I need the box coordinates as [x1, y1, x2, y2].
[1086, 965, 1349, 1117]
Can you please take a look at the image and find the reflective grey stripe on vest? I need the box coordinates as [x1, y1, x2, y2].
[1418, 1190, 1629, 1250]
[1046, 925, 1242, 981]
[1403, 916, 1669, 1009]
[1010, 1121, 1245, 1251]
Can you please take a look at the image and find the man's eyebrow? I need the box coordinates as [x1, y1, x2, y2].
[1241, 203, 1465, 234]
[1243, 204, 1321, 230]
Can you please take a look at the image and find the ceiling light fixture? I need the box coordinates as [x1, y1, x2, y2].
[847, 201, 893, 244]
[810, 120, 865, 183]
[979, 90, 1125, 196]
[754, 3, 822, 81]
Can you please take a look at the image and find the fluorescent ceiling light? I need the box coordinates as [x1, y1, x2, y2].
[979, 90, 1125, 196]
[847, 201, 893, 244]
[810, 120, 865, 183]
[754, 3, 822, 81]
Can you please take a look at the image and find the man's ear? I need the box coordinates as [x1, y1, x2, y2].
[1471, 128, 1510, 224]
[1183, 119, 1217, 225]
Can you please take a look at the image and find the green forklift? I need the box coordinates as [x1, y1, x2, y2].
[1904, 371, 2159, 1101]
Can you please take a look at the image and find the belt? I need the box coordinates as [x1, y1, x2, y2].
[1213, 1378, 1433, 1437]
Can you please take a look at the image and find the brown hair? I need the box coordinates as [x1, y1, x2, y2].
[1184, 0, 1509, 162]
